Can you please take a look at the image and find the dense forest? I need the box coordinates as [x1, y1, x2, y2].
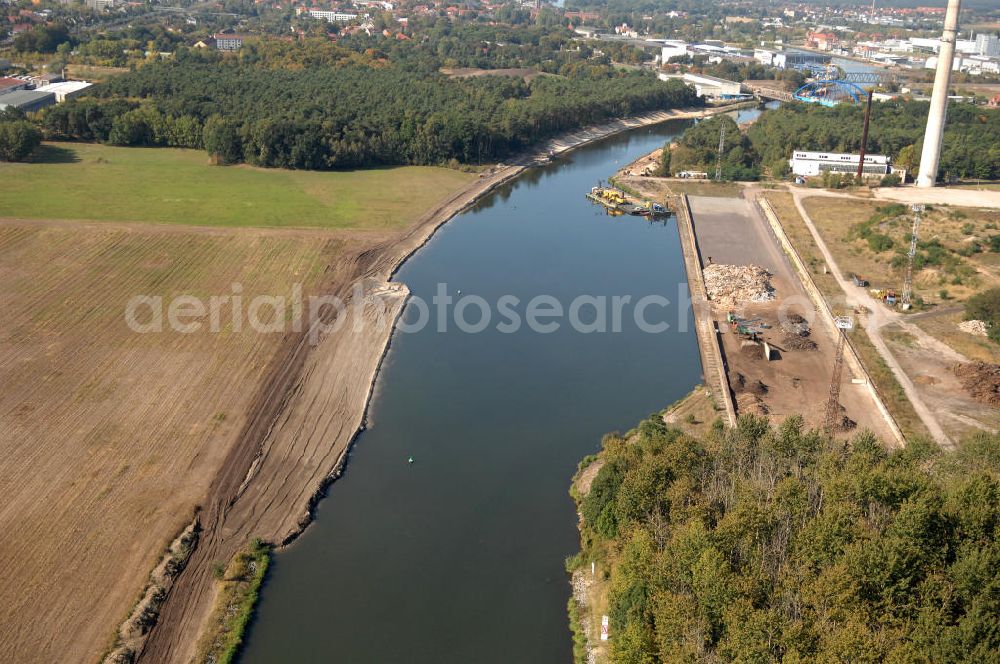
[665, 102, 1000, 181]
[343, 22, 593, 73]
[36, 29, 700, 169]
[571, 413, 1000, 663]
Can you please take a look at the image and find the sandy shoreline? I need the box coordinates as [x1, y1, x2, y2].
[136, 102, 746, 663]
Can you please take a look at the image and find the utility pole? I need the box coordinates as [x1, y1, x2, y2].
[715, 123, 726, 181]
[856, 89, 874, 181]
[916, 0, 962, 188]
[901, 205, 924, 311]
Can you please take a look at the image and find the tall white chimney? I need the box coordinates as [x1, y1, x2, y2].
[916, 0, 961, 188]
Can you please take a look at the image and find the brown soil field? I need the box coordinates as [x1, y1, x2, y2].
[883, 322, 1000, 440]
[706, 193, 881, 435]
[0, 221, 349, 664]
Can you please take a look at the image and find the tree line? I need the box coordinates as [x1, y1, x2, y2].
[571, 413, 1000, 662]
[664, 101, 1000, 182]
[39, 41, 699, 169]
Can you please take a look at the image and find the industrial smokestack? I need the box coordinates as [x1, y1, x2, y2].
[916, 0, 961, 188]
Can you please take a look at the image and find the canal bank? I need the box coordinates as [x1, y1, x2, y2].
[235, 119, 707, 663]
[673, 194, 738, 426]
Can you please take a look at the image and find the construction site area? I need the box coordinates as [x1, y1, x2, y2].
[616, 149, 1000, 449]
[686, 193, 900, 441]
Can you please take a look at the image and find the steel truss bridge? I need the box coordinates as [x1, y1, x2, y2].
[793, 71, 898, 107]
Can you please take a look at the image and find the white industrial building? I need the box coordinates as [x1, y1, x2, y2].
[910, 36, 979, 55]
[754, 48, 776, 66]
[924, 54, 1000, 75]
[789, 151, 895, 178]
[977, 34, 1000, 58]
[296, 8, 358, 22]
[34, 81, 92, 103]
[682, 73, 742, 99]
[659, 40, 689, 63]
[752, 48, 831, 70]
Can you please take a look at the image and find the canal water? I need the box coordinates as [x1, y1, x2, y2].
[238, 110, 758, 663]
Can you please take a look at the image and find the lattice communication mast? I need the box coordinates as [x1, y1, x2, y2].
[901, 205, 924, 311]
[715, 123, 727, 181]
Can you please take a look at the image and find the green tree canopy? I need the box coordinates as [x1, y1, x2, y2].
[13, 23, 72, 54]
[0, 120, 42, 162]
[668, 115, 758, 181]
[573, 414, 1000, 662]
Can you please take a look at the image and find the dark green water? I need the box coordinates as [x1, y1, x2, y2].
[238, 115, 753, 663]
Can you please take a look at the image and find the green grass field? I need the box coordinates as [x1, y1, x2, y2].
[0, 143, 476, 229]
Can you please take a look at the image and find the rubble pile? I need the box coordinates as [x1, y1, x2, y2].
[704, 264, 775, 308]
[834, 415, 858, 431]
[825, 402, 857, 432]
[734, 373, 768, 395]
[958, 319, 989, 337]
[954, 362, 1000, 406]
[782, 312, 811, 337]
[783, 334, 818, 351]
[740, 340, 765, 359]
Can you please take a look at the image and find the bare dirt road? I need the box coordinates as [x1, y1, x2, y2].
[873, 185, 1000, 210]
